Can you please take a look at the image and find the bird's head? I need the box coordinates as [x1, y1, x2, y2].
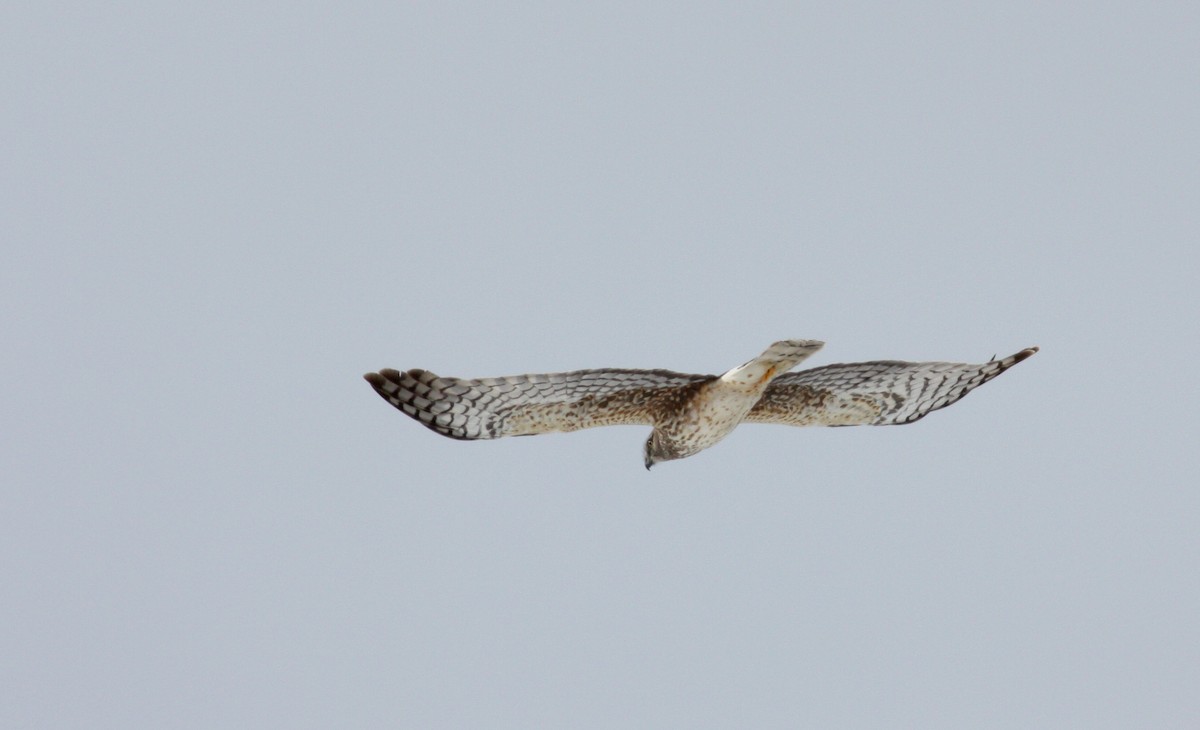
[643, 431, 684, 470]
[643, 434, 657, 471]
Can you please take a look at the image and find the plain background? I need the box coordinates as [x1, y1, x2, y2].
[4, 2, 1198, 728]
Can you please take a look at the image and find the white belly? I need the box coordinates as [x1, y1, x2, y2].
[668, 379, 767, 456]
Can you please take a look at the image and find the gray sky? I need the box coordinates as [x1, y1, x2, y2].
[4, 2, 1198, 728]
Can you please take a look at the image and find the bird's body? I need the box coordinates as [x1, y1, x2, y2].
[640, 340, 823, 464]
[364, 339, 1037, 468]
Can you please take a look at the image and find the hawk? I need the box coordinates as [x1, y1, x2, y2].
[364, 340, 1038, 469]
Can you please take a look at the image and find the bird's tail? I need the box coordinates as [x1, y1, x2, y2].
[721, 339, 825, 386]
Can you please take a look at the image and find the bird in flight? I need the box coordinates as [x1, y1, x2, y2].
[364, 340, 1037, 469]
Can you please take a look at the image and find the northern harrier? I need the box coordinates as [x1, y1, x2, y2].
[364, 340, 1037, 469]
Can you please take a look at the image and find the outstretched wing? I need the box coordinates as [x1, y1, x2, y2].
[364, 367, 714, 440]
[746, 347, 1038, 427]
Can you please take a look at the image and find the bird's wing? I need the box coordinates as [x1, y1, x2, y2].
[364, 367, 714, 440]
[745, 347, 1037, 427]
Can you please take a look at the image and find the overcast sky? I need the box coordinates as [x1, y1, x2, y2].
[4, 2, 1199, 728]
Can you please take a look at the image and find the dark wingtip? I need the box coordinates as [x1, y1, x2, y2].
[1013, 346, 1039, 363]
[365, 369, 407, 387]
